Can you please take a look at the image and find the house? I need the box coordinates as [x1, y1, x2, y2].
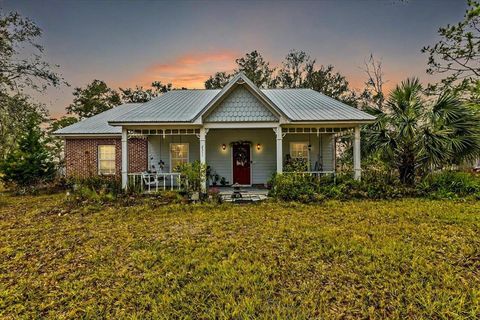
[54, 73, 375, 192]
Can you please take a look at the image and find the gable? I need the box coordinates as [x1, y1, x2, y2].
[205, 86, 278, 122]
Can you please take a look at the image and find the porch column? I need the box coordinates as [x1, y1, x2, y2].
[199, 127, 207, 193]
[121, 127, 128, 190]
[276, 126, 283, 173]
[353, 125, 361, 181]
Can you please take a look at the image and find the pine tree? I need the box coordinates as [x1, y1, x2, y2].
[0, 115, 55, 188]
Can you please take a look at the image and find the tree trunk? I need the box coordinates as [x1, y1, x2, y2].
[398, 151, 415, 185]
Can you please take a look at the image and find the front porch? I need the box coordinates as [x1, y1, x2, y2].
[122, 124, 362, 192]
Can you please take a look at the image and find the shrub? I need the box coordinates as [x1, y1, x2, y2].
[284, 157, 309, 172]
[269, 170, 480, 203]
[417, 171, 480, 198]
[64, 177, 184, 212]
[67, 176, 122, 195]
[269, 174, 322, 203]
[174, 160, 206, 193]
[65, 176, 121, 204]
[207, 187, 223, 204]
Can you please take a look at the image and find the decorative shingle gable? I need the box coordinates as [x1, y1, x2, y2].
[205, 86, 278, 122]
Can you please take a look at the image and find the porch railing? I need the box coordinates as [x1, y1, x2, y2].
[128, 172, 183, 192]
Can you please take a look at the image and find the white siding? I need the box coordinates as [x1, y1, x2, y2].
[282, 133, 334, 171]
[148, 135, 199, 173]
[206, 128, 277, 185]
[147, 136, 161, 172]
[147, 130, 335, 184]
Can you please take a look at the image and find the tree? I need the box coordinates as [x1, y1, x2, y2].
[47, 116, 78, 166]
[0, 93, 47, 160]
[151, 81, 172, 93]
[204, 50, 276, 89]
[120, 86, 151, 103]
[422, 1, 480, 91]
[203, 49, 357, 105]
[0, 11, 65, 161]
[304, 64, 357, 105]
[276, 50, 357, 105]
[66, 80, 121, 119]
[363, 78, 480, 184]
[0, 113, 55, 189]
[360, 54, 386, 110]
[48, 116, 78, 132]
[235, 50, 276, 88]
[120, 81, 172, 103]
[277, 50, 315, 88]
[205, 72, 233, 89]
[0, 11, 64, 92]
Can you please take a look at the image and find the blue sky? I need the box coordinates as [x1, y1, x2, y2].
[3, 0, 468, 117]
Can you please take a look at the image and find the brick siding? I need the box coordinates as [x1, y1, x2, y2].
[64, 137, 148, 178]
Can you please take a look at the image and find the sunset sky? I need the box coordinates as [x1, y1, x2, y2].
[4, 0, 468, 118]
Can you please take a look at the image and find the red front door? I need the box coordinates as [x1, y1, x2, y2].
[232, 143, 251, 185]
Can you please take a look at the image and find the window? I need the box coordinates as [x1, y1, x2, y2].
[98, 145, 116, 175]
[170, 143, 189, 170]
[290, 142, 309, 160]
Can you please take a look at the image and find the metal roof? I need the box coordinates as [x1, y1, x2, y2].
[110, 90, 220, 123]
[56, 81, 375, 136]
[263, 89, 376, 121]
[109, 88, 374, 124]
[53, 103, 140, 135]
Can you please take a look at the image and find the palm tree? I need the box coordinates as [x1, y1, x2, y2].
[363, 78, 480, 184]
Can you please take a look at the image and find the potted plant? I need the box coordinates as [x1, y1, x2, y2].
[212, 172, 220, 186]
[220, 176, 228, 186]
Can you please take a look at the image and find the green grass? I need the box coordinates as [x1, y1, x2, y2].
[1, 193, 480, 319]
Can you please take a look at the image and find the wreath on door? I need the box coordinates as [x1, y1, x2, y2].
[235, 148, 248, 167]
[230, 141, 251, 167]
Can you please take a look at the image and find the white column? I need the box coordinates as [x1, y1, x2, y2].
[121, 127, 128, 189]
[199, 127, 207, 193]
[276, 126, 283, 174]
[353, 125, 361, 181]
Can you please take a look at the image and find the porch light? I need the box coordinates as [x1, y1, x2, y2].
[222, 144, 226, 151]
[256, 143, 261, 151]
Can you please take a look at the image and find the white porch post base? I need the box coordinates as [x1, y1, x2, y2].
[121, 128, 128, 190]
[276, 126, 283, 174]
[353, 125, 361, 181]
[199, 127, 207, 193]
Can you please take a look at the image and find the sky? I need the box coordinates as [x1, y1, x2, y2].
[2, 0, 469, 118]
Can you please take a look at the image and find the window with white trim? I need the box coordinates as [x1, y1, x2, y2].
[170, 143, 189, 170]
[98, 145, 116, 175]
[290, 142, 309, 160]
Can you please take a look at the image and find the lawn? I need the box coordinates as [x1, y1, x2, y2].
[0, 193, 479, 319]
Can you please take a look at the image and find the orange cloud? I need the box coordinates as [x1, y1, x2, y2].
[119, 50, 238, 89]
